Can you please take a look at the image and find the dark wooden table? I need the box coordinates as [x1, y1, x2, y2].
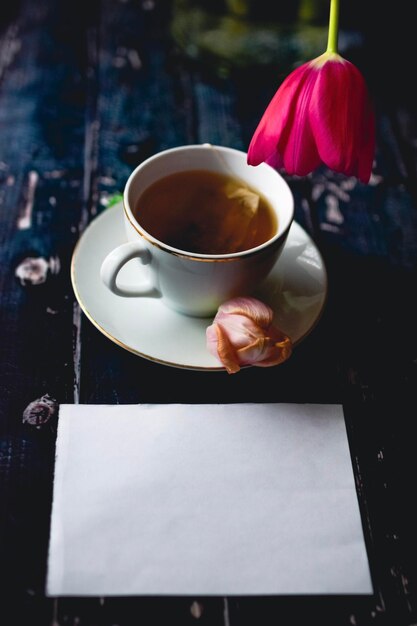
[1, 1, 417, 625]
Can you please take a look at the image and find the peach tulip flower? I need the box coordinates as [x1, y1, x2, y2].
[206, 297, 292, 374]
[247, 0, 375, 183]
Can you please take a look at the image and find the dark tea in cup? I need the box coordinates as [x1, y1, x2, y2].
[133, 169, 278, 255]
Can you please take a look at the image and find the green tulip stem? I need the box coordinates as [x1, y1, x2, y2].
[326, 0, 339, 54]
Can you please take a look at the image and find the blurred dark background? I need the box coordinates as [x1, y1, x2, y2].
[1, 0, 413, 104]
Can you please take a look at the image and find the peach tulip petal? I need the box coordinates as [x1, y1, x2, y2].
[214, 323, 241, 374]
[236, 336, 270, 363]
[206, 297, 293, 373]
[214, 296, 274, 328]
[253, 334, 293, 367]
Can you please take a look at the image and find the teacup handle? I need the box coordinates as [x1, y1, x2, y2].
[100, 241, 161, 298]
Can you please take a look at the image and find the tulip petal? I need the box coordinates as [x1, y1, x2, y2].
[206, 297, 293, 373]
[215, 296, 273, 329]
[212, 313, 262, 350]
[206, 322, 221, 357]
[236, 336, 270, 364]
[309, 57, 375, 182]
[255, 334, 293, 367]
[247, 61, 321, 172]
[213, 323, 241, 374]
[237, 328, 292, 367]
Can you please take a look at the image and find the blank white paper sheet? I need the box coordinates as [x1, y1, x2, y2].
[46, 403, 373, 596]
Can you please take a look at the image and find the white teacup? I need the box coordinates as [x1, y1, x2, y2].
[100, 144, 294, 317]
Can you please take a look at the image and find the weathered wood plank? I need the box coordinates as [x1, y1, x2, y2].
[0, 1, 97, 623]
[55, 595, 227, 626]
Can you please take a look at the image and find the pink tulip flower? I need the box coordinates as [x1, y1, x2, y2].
[247, 0, 375, 183]
[206, 297, 292, 374]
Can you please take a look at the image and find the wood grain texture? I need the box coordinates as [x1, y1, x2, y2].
[0, 2, 91, 624]
[1, 1, 417, 625]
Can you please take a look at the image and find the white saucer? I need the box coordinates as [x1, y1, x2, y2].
[71, 203, 327, 371]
